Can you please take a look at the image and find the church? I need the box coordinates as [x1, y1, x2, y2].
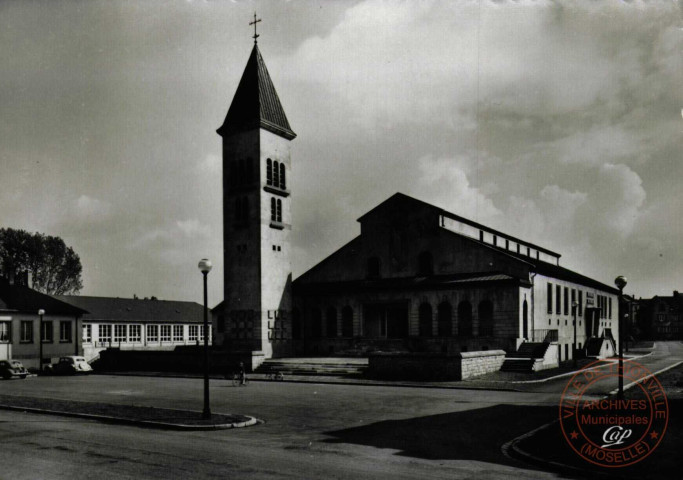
[212, 36, 620, 372]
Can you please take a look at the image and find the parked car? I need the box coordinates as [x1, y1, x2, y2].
[0, 360, 29, 379]
[47, 356, 93, 375]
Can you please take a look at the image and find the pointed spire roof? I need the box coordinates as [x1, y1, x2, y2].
[217, 44, 296, 140]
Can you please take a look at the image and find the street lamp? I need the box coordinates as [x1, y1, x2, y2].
[198, 258, 212, 419]
[572, 301, 578, 368]
[38, 309, 45, 372]
[614, 276, 627, 400]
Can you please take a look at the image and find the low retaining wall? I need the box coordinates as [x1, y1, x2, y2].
[97, 347, 264, 374]
[368, 350, 506, 381]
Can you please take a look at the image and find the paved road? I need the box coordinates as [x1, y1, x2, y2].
[1, 342, 680, 479]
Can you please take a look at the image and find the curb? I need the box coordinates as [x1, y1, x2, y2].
[94, 372, 522, 392]
[0, 403, 259, 430]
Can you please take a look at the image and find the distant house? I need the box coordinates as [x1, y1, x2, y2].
[640, 291, 683, 340]
[55, 295, 211, 362]
[0, 276, 87, 369]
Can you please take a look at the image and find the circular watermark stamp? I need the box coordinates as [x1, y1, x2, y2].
[559, 359, 668, 468]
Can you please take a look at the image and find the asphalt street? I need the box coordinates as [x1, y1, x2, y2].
[1, 342, 680, 480]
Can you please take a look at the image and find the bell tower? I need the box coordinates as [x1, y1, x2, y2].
[216, 30, 296, 359]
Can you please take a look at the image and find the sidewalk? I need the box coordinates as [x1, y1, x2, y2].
[0, 393, 258, 430]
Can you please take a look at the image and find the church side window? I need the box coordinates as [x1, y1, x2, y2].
[547, 283, 553, 314]
[341, 306, 353, 337]
[276, 199, 282, 222]
[273, 160, 280, 187]
[267, 159, 272, 186]
[419, 303, 432, 337]
[478, 300, 494, 337]
[271, 198, 276, 221]
[556, 285, 561, 314]
[279, 163, 286, 189]
[437, 302, 452, 336]
[326, 307, 337, 338]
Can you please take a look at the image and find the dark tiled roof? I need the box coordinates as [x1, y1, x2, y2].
[55, 295, 204, 324]
[217, 44, 296, 140]
[294, 271, 524, 295]
[0, 278, 87, 316]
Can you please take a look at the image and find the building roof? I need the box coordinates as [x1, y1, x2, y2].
[217, 44, 296, 140]
[55, 295, 204, 324]
[0, 278, 88, 316]
[358, 193, 561, 258]
[294, 271, 525, 295]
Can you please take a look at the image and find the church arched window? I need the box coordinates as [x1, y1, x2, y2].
[438, 301, 452, 336]
[326, 307, 337, 338]
[458, 301, 472, 336]
[478, 300, 494, 337]
[270, 197, 276, 222]
[341, 306, 353, 337]
[266, 159, 273, 186]
[279, 163, 286, 189]
[276, 199, 282, 222]
[311, 308, 322, 338]
[273, 161, 280, 187]
[419, 303, 432, 337]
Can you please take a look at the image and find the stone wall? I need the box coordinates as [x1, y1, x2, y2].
[368, 350, 506, 381]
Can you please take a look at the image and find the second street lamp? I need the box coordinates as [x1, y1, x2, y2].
[614, 276, 627, 400]
[572, 301, 578, 368]
[198, 258, 213, 419]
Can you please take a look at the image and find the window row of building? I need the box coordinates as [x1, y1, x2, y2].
[266, 159, 286, 190]
[546, 283, 612, 319]
[0, 320, 73, 343]
[83, 324, 207, 345]
[292, 300, 496, 339]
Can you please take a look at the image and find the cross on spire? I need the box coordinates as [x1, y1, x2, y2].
[250, 13, 261, 44]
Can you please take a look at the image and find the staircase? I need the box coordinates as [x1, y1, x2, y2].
[256, 357, 368, 377]
[500, 342, 550, 373]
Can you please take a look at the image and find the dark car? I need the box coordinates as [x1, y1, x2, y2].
[0, 360, 29, 379]
[48, 356, 93, 375]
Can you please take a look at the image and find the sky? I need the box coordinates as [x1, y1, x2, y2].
[1, 0, 681, 306]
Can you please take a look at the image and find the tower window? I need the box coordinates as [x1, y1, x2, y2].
[276, 199, 282, 222]
[279, 163, 286, 189]
[267, 159, 272, 186]
[273, 161, 280, 187]
[270, 197, 276, 221]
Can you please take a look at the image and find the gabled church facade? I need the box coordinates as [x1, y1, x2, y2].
[292, 193, 620, 362]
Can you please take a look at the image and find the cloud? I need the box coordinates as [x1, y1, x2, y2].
[75, 195, 111, 219]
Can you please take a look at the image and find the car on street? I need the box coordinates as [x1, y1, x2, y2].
[0, 360, 29, 379]
[47, 356, 93, 375]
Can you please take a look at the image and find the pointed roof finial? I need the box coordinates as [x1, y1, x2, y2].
[250, 12, 261, 44]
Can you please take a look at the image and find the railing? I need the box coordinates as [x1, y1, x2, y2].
[532, 329, 558, 343]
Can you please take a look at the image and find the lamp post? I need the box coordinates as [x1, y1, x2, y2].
[198, 258, 213, 419]
[38, 309, 45, 372]
[572, 301, 578, 368]
[614, 276, 627, 400]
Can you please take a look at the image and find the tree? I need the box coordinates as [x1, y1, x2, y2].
[0, 228, 83, 295]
